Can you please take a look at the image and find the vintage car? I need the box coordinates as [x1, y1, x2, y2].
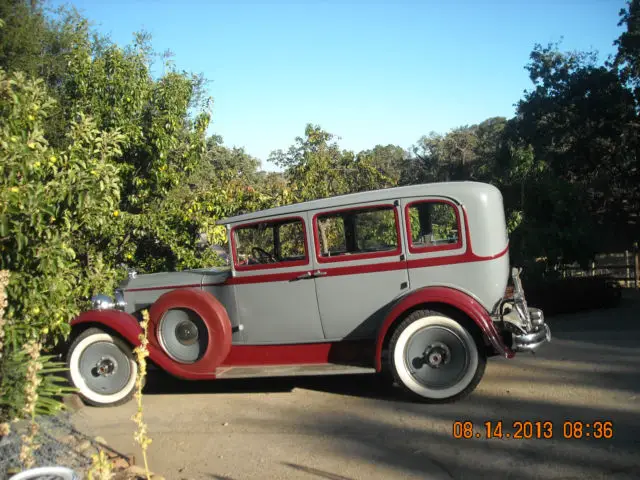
[65, 181, 551, 407]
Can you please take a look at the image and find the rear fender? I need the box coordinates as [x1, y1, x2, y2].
[375, 286, 514, 371]
[71, 309, 218, 380]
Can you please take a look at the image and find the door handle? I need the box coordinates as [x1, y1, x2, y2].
[294, 272, 314, 280]
[313, 270, 327, 277]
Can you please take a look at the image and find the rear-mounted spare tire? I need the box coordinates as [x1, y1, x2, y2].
[149, 289, 232, 370]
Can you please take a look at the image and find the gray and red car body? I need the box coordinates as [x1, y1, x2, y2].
[66, 181, 550, 406]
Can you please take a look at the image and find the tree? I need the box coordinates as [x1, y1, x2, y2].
[270, 124, 393, 202]
[512, 42, 639, 255]
[402, 117, 507, 185]
[356, 144, 408, 185]
[0, 69, 124, 424]
[613, 0, 640, 103]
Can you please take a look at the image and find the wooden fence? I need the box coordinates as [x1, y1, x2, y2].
[557, 250, 640, 288]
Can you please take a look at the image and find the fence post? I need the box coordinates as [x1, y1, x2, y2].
[636, 250, 640, 289]
[626, 250, 630, 288]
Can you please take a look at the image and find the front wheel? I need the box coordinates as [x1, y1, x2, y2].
[67, 328, 138, 407]
[389, 310, 486, 403]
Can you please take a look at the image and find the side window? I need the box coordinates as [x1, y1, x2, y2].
[317, 206, 398, 258]
[407, 201, 460, 250]
[234, 218, 307, 267]
[279, 221, 306, 258]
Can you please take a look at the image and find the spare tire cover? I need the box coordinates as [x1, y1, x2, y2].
[149, 289, 232, 370]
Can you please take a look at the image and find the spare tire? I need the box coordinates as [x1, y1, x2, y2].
[149, 289, 232, 370]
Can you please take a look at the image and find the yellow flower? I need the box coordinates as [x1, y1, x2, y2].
[49, 155, 56, 163]
[126, 253, 133, 260]
[42, 327, 49, 335]
[90, 170, 98, 175]
[113, 210, 120, 217]
[27, 142, 36, 149]
[10, 187, 19, 193]
[28, 115, 35, 121]
[31, 306, 40, 315]
[33, 161, 41, 168]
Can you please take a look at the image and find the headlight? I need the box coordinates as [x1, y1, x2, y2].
[91, 294, 115, 310]
[114, 289, 127, 310]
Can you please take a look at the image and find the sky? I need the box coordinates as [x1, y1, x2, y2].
[51, 0, 627, 171]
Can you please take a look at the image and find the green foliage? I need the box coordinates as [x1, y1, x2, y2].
[356, 144, 408, 185]
[270, 124, 393, 203]
[401, 118, 507, 185]
[0, 69, 125, 345]
[614, 0, 640, 99]
[0, 348, 73, 420]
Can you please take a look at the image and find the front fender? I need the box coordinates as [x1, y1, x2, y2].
[375, 286, 514, 371]
[71, 310, 217, 380]
[72, 310, 143, 346]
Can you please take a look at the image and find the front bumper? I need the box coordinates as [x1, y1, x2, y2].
[499, 268, 552, 353]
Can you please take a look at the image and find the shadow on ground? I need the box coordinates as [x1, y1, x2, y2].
[142, 292, 640, 479]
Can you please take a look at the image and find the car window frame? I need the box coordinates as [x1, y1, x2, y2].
[404, 199, 463, 254]
[231, 215, 310, 271]
[312, 203, 402, 264]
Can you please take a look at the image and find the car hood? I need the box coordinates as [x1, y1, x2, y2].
[119, 267, 231, 291]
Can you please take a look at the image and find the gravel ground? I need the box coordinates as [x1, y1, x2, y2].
[72, 291, 640, 480]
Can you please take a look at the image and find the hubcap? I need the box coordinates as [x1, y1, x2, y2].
[421, 342, 451, 369]
[79, 341, 131, 395]
[158, 308, 207, 363]
[175, 320, 199, 346]
[96, 356, 117, 376]
[405, 326, 470, 390]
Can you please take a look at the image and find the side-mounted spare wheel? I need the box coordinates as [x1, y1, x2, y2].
[389, 309, 487, 403]
[67, 327, 138, 407]
[149, 288, 232, 370]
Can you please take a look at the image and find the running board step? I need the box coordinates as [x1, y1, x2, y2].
[215, 363, 377, 379]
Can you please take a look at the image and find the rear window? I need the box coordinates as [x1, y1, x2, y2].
[407, 201, 460, 250]
[316, 206, 399, 258]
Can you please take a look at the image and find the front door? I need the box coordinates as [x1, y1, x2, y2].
[309, 201, 410, 340]
[228, 213, 324, 344]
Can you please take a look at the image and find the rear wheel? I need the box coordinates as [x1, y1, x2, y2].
[388, 309, 486, 403]
[67, 328, 138, 407]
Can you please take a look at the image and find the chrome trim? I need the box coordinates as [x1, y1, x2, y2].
[514, 324, 549, 344]
[529, 308, 544, 327]
[513, 324, 552, 352]
[91, 294, 115, 310]
[511, 267, 532, 330]
[114, 288, 127, 311]
[500, 268, 551, 353]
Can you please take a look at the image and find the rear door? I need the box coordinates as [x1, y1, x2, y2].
[309, 200, 409, 340]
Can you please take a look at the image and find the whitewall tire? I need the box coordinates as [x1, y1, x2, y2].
[389, 310, 486, 403]
[67, 328, 138, 407]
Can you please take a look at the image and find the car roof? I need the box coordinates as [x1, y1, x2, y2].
[216, 181, 495, 226]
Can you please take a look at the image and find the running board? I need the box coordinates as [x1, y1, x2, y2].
[215, 363, 377, 379]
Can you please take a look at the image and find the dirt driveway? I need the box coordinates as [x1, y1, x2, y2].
[73, 293, 640, 480]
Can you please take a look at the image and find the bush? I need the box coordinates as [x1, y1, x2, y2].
[522, 275, 621, 316]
